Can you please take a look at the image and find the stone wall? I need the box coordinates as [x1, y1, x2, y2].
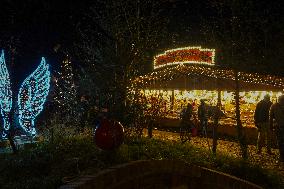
[59, 160, 263, 189]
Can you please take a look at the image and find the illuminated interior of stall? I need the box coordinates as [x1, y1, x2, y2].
[130, 46, 284, 128]
[140, 89, 283, 127]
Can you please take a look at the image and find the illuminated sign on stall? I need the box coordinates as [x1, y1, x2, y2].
[154, 46, 215, 69]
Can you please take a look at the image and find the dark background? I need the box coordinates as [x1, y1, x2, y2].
[0, 0, 284, 85]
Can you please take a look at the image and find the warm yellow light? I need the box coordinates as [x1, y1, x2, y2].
[153, 46, 215, 70]
[134, 89, 284, 126]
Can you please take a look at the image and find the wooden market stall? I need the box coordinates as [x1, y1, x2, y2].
[130, 47, 284, 131]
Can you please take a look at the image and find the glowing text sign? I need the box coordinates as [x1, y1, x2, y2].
[154, 46, 215, 69]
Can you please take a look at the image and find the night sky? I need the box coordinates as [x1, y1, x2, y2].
[1, 0, 284, 85]
[0, 1, 92, 85]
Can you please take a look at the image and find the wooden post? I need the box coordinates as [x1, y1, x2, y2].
[7, 132, 17, 153]
[171, 90, 174, 110]
[212, 89, 221, 155]
[234, 71, 248, 159]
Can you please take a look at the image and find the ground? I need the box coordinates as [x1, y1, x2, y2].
[147, 129, 284, 180]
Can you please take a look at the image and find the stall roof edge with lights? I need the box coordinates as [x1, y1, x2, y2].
[129, 46, 284, 128]
[131, 46, 284, 92]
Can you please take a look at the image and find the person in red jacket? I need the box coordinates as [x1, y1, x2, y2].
[254, 94, 272, 154]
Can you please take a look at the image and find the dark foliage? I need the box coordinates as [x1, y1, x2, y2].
[0, 135, 282, 189]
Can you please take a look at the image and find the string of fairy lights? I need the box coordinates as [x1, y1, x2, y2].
[54, 55, 77, 108]
[154, 46, 215, 69]
[0, 50, 51, 137]
[131, 46, 284, 89]
[0, 50, 12, 137]
[131, 63, 284, 89]
[18, 57, 51, 136]
[128, 46, 284, 126]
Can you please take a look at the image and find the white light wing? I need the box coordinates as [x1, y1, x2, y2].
[0, 50, 12, 137]
[0, 50, 12, 112]
[18, 57, 51, 135]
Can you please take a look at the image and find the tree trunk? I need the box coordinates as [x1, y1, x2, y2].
[7, 131, 17, 154]
[212, 90, 221, 155]
[234, 70, 248, 160]
[9, 41, 18, 154]
[147, 119, 153, 138]
[212, 116, 218, 154]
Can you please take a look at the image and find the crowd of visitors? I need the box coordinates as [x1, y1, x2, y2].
[254, 94, 284, 162]
[179, 94, 284, 163]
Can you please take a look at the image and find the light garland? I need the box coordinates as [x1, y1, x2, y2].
[0, 50, 12, 138]
[54, 56, 77, 108]
[154, 46, 215, 69]
[131, 64, 284, 89]
[18, 57, 51, 136]
[128, 46, 284, 128]
[133, 89, 282, 126]
[0, 51, 51, 138]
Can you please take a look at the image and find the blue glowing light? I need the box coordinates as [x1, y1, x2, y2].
[0, 50, 12, 137]
[18, 57, 51, 136]
[0, 50, 51, 138]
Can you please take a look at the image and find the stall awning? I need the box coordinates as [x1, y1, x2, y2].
[131, 64, 284, 91]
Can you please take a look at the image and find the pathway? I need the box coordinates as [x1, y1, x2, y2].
[147, 129, 284, 180]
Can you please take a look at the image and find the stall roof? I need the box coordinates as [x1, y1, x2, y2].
[131, 64, 284, 91]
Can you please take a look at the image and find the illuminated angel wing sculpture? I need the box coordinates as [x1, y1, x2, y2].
[17, 57, 51, 136]
[0, 50, 12, 137]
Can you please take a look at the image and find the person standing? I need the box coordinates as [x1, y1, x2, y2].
[79, 95, 90, 131]
[270, 95, 284, 162]
[254, 94, 273, 154]
[179, 103, 194, 142]
[198, 99, 208, 137]
[180, 103, 193, 126]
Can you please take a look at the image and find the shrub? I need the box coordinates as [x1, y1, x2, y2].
[0, 135, 282, 189]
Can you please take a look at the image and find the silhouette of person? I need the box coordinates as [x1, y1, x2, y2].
[254, 94, 272, 154]
[198, 99, 208, 137]
[270, 95, 284, 161]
